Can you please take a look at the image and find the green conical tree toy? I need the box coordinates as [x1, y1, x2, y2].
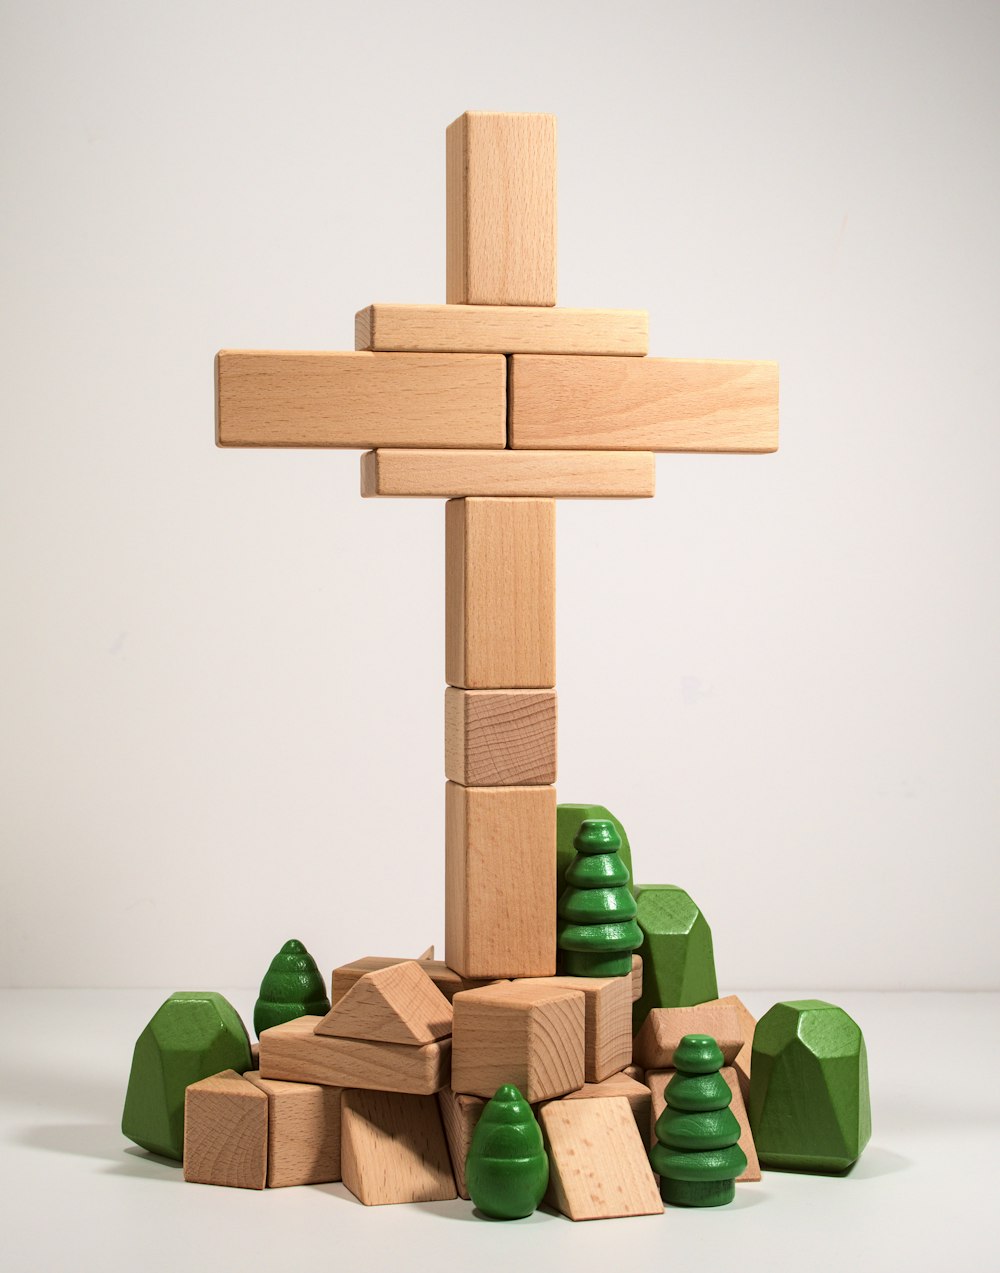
[557, 818, 642, 976]
[466, 1084, 549, 1220]
[649, 1033, 747, 1207]
[253, 938, 330, 1038]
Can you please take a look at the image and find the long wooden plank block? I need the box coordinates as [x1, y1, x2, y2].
[216, 350, 506, 448]
[509, 355, 779, 452]
[356, 304, 647, 355]
[447, 112, 557, 306]
[362, 448, 655, 499]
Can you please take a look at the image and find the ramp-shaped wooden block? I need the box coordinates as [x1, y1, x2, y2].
[717, 993, 756, 1103]
[362, 448, 655, 499]
[216, 350, 505, 449]
[437, 1087, 485, 1199]
[330, 956, 493, 1006]
[541, 1097, 663, 1220]
[314, 960, 452, 1045]
[183, 1069, 268, 1189]
[560, 1072, 652, 1147]
[447, 112, 557, 306]
[356, 304, 646, 355]
[509, 355, 779, 452]
[632, 1001, 744, 1070]
[452, 980, 584, 1103]
[245, 1073, 341, 1187]
[647, 1066, 760, 1182]
[341, 1089, 457, 1205]
[258, 1016, 450, 1094]
[518, 975, 631, 1082]
[445, 783, 556, 979]
[446, 498, 555, 689]
[445, 688, 556, 786]
[631, 954, 643, 1003]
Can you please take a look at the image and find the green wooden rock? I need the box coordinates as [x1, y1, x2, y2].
[632, 884, 718, 1033]
[557, 819, 642, 977]
[556, 804, 634, 900]
[466, 1083, 549, 1219]
[121, 991, 252, 1161]
[253, 938, 330, 1038]
[749, 999, 871, 1173]
[649, 1034, 746, 1207]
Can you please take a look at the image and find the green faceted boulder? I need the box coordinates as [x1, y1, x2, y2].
[556, 805, 634, 901]
[466, 1084, 549, 1219]
[632, 885, 718, 1033]
[749, 999, 871, 1173]
[121, 991, 252, 1160]
[254, 938, 330, 1037]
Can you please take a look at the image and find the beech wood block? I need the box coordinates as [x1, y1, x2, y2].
[437, 1087, 485, 1199]
[509, 355, 779, 452]
[245, 1073, 342, 1187]
[445, 783, 557, 979]
[361, 448, 655, 499]
[314, 960, 453, 1045]
[416, 945, 435, 960]
[632, 1002, 744, 1070]
[717, 993, 756, 1104]
[631, 954, 643, 1003]
[216, 350, 505, 449]
[356, 304, 646, 355]
[330, 956, 492, 1006]
[341, 1089, 457, 1205]
[559, 1072, 652, 1147]
[624, 1064, 645, 1084]
[447, 112, 557, 306]
[647, 1066, 760, 1182]
[183, 1069, 268, 1189]
[445, 688, 556, 786]
[518, 975, 631, 1082]
[541, 1097, 663, 1220]
[445, 498, 555, 689]
[451, 980, 584, 1103]
[258, 1016, 450, 1094]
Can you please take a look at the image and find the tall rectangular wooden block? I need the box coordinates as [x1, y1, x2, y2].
[445, 688, 557, 786]
[445, 498, 556, 689]
[445, 782, 556, 978]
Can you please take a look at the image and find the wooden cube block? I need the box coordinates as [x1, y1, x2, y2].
[445, 783, 556, 979]
[330, 956, 492, 1005]
[341, 1089, 456, 1205]
[559, 1072, 652, 1147]
[631, 953, 643, 1002]
[183, 1069, 267, 1189]
[717, 993, 756, 1104]
[517, 975, 631, 1082]
[632, 1001, 744, 1070]
[647, 1066, 760, 1183]
[314, 960, 452, 1044]
[445, 688, 557, 786]
[245, 1074, 341, 1187]
[451, 980, 584, 1103]
[437, 1087, 485, 1200]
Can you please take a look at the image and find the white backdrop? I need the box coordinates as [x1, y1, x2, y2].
[2, 0, 998, 990]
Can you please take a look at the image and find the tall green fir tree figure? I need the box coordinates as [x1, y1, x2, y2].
[650, 1033, 747, 1206]
[254, 938, 330, 1037]
[557, 818, 642, 976]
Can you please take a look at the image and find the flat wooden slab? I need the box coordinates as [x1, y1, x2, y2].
[361, 448, 655, 498]
[356, 304, 647, 355]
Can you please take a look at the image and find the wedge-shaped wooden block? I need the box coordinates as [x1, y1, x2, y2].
[258, 1016, 450, 1095]
[452, 980, 584, 1103]
[447, 112, 557, 306]
[560, 1072, 652, 1147]
[518, 975, 631, 1082]
[362, 449, 655, 499]
[437, 1087, 485, 1199]
[647, 1066, 760, 1182]
[445, 688, 556, 786]
[446, 783, 556, 979]
[541, 1096, 663, 1220]
[314, 960, 452, 1045]
[330, 956, 493, 1006]
[356, 304, 646, 355]
[341, 1089, 457, 1205]
[183, 1069, 268, 1189]
[509, 355, 779, 452]
[717, 993, 756, 1104]
[245, 1073, 341, 1187]
[446, 498, 555, 689]
[216, 350, 505, 449]
[632, 1001, 743, 1070]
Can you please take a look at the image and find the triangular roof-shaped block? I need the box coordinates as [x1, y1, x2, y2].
[314, 959, 453, 1045]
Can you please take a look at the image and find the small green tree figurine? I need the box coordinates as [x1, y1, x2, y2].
[253, 938, 330, 1038]
[466, 1083, 549, 1220]
[649, 1033, 747, 1206]
[557, 818, 642, 976]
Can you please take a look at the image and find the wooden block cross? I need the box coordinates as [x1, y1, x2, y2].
[217, 111, 779, 981]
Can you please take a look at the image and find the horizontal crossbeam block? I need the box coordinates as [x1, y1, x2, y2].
[509, 355, 779, 452]
[356, 304, 647, 355]
[216, 351, 506, 449]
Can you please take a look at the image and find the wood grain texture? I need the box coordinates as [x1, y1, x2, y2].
[436, 1087, 485, 1199]
[631, 954, 643, 1003]
[451, 980, 585, 1103]
[258, 1015, 450, 1095]
[446, 112, 557, 306]
[330, 956, 492, 1006]
[314, 960, 452, 1045]
[362, 448, 655, 499]
[509, 355, 779, 452]
[182, 1069, 268, 1189]
[216, 350, 505, 449]
[519, 975, 631, 1082]
[717, 993, 756, 1104]
[647, 1066, 760, 1182]
[245, 1073, 342, 1188]
[445, 783, 557, 979]
[632, 1002, 744, 1070]
[415, 945, 435, 961]
[356, 304, 646, 355]
[560, 1072, 652, 1147]
[445, 498, 555, 689]
[445, 688, 556, 786]
[341, 1089, 457, 1205]
[541, 1097, 663, 1220]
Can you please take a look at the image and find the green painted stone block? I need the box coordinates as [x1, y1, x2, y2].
[253, 938, 330, 1037]
[121, 991, 252, 1161]
[748, 999, 872, 1173]
[556, 804, 634, 899]
[466, 1083, 549, 1220]
[631, 885, 718, 1033]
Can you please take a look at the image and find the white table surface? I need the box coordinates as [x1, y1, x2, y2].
[3, 989, 996, 1272]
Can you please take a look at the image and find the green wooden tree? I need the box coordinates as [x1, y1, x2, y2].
[253, 938, 330, 1037]
[557, 818, 642, 976]
[466, 1084, 549, 1220]
[649, 1033, 747, 1207]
